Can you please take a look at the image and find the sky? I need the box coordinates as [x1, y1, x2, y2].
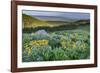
[22, 10, 90, 19]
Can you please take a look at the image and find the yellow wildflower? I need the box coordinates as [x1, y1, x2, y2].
[29, 39, 48, 46]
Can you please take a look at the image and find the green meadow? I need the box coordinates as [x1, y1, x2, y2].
[22, 14, 90, 62]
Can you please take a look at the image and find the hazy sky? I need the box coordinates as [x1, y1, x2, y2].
[23, 10, 90, 19]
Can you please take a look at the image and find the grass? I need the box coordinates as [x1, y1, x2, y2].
[22, 28, 90, 62]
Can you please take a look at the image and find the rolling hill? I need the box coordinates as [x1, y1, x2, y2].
[33, 16, 77, 22]
[22, 14, 54, 28]
[22, 14, 77, 29]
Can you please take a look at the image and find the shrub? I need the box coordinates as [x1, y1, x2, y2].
[32, 33, 50, 40]
[22, 30, 90, 62]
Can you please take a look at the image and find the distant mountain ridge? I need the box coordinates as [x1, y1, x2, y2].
[32, 16, 77, 22]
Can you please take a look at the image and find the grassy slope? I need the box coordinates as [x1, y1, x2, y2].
[22, 14, 54, 28]
[22, 14, 77, 28]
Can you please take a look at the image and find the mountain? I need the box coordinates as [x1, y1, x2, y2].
[33, 16, 77, 22]
[22, 14, 54, 28]
[22, 14, 74, 28]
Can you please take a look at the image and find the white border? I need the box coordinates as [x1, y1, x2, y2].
[17, 5, 94, 68]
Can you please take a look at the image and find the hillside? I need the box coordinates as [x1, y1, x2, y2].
[22, 14, 53, 28]
[74, 19, 90, 25]
[22, 14, 78, 29]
